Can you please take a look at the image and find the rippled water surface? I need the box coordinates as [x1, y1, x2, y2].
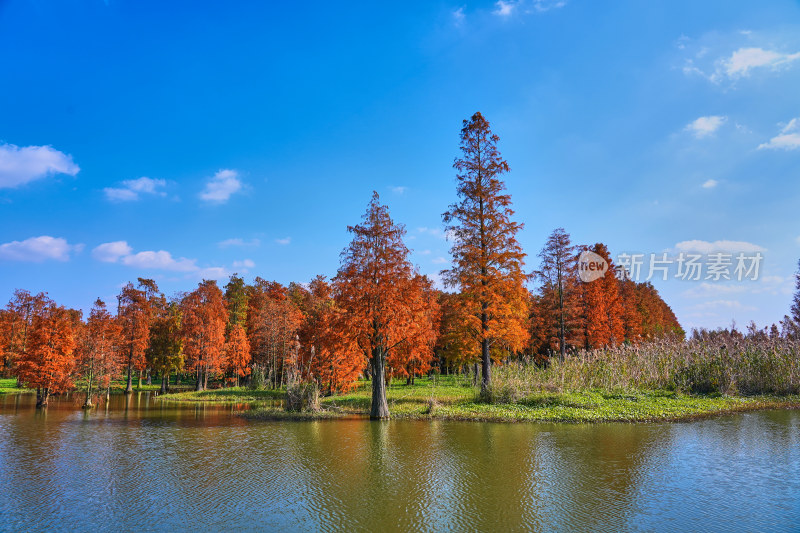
[1, 393, 799, 532]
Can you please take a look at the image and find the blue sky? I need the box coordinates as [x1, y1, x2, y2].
[1, 0, 799, 331]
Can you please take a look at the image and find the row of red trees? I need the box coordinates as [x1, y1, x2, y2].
[0, 112, 681, 416]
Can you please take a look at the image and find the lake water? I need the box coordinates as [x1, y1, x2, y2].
[1, 393, 799, 532]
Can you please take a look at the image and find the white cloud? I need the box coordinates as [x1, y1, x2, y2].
[121, 250, 198, 272]
[685, 116, 727, 138]
[104, 177, 166, 202]
[93, 240, 243, 279]
[0, 143, 79, 189]
[196, 266, 230, 280]
[493, 0, 515, 16]
[758, 117, 800, 151]
[232, 259, 255, 269]
[432, 257, 448, 264]
[702, 179, 718, 189]
[723, 47, 800, 78]
[390, 186, 407, 194]
[673, 240, 766, 254]
[492, 0, 565, 16]
[452, 6, 465, 24]
[275, 237, 291, 245]
[417, 227, 447, 239]
[92, 241, 133, 263]
[200, 169, 242, 203]
[218, 238, 260, 248]
[0, 236, 79, 262]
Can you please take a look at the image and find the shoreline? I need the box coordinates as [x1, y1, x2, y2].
[5, 377, 799, 423]
[159, 384, 800, 424]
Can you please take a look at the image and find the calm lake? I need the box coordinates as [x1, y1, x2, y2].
[1, 393, 799, 532]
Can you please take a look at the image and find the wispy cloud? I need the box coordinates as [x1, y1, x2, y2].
[0, 143, 79, 189]
[673, 239, 766, 254]
[685, 44, 800, 84]
[275, 237, 291, 245]
[758, 117, 800, 151]
[92, 241, 133, 263]
[685, 116, 727, 138]
[723, 47, 800, 78]
[390, 186, 407, 195]
[200, 169, 242, 203]
[492, 0, 565, 17]
[452, 6, 465, 25]
[702, 179, 719, 189]
[104, 177, 166, 202]
[92, 240, 231, 278]
[218, 238, 261, 248]
[0, 236, 81, 262]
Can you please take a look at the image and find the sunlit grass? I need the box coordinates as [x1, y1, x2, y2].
[0, 377, 30, 394]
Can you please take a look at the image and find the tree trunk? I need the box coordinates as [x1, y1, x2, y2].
[137, 370, 142, 390]
[160, 375, 167, 394]
[195, 367, 204, 391]
[83, 374, 93, 409]
[370, 346, 390, 419]
[481, 336, 491, 396]
[36, 387, 49, 408]
[126, 363, 133, 393]
[146, 369, 152, 386]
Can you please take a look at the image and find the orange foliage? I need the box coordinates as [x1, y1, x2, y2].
[15, 300, 77, 407]
[76, 299, 122, 403]
[225, 323, 251, 385]
[247, 278, 303, 388]
[181, 280, 227, 391]
[293, 276, 364, 394]
[442, 112, 529, 391]
[334, 192, 438, 418]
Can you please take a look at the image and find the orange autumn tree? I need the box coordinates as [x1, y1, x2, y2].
[442, 111, 529, 394]
[577, 243, 625, 349]
[534, 228, 580, 359]
[386, 274, 440, 385]
[335, 192, 438, 419]
[181, 280, 227, 391]
[292, 276, 363, 394]
[0, 290, 49, 379]
[76, 299, 122, 408]
[117, 282, 152, 393]
[16, 299, 77, 407]
[247, 279, 303, 389]
[225, 323, 251, 387]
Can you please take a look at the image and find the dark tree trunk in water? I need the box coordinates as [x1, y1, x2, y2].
[36, 387, 50, 408]
[370, 346, 390, 419]
[126, 363, 133, 393]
